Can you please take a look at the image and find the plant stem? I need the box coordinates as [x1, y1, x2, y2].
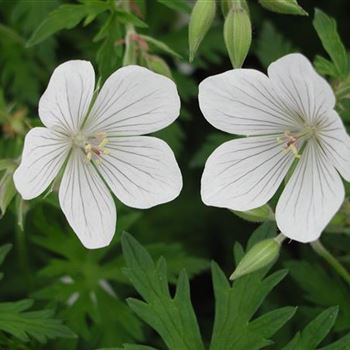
[311, 240, 350, 286]
[274, 233, 287, 245]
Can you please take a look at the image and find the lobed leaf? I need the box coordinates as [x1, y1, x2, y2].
[27, 1, 110, 47]
[282, 307, 340, 349]
[313, 9, 348, 78]
[122, 232, 204, 350]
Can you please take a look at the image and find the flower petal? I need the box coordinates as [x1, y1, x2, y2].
[83, 65, 180, 136]
[39, 60, 95, 134]
[198, 69, 300, 136]
[59, 149, 116, 249]
[97, 136, 182, 209]
[276, 140, 344, 243]
[14, 127, 70, 200]
[318, 110, 350, 181]
[268, 53, 335, 125]
[201, 135, 295, 211]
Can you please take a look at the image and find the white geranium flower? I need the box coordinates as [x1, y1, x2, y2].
[199, 53, 350, 243]
[14, 61, 182, 248]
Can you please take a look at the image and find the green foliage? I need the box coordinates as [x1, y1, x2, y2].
[282, 307, 350, 350]
[158, 0, 191, 13]
[139, 35, 182, 59]
[0, 299, 75, 343]
[210, 264, 293, 350]
[313, 9, 348, 78]
[29, 203, 207, 348]
[122, 232, 205, 350]
[285, 260, 350, 332]
[210, 222, 293, 350]
[121, 228, 298, 350]
[255, 21, 295, 68]
[27, 1, 111, 47]
[0, 244, 75, 345]
[259, 0, 308, 16]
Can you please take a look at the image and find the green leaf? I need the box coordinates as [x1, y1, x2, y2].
[122, 232, 205, 350]
[285, 260, 350, 331]
[115, 8, 148, 28]
[282, 307, 339, 349]
[158, 0, 191, 13]
[319, 333, 350, 350]
[0, 171, 16, 216]
[0, 243, 12, 267]
[259, 0, 308, 16]
[255, 21, 295, 68]
[314, 55, 339, 77]
[0, 244, 75, 344]
[249, 307, 297, 338]
[313, 9, 348, 78]
[95, 13, 123, 80]
[30, 207, 144, 344]
[210, 262, 291, 350]
[139, 34, 182, 58]
[27, 2, 110, 47]
[0, 159, 16, 172]
[0, 299, 76, 343]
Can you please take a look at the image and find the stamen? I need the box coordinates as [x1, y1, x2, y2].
[277, 131, 301, 159]
[82, 132, 110, 164]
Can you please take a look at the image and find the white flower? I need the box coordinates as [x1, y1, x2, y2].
[199, 53, 350, 243]
[14, 61, 182, 249]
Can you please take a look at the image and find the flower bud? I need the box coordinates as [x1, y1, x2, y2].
[230, 236, 283, 280]
[224, 5, 252, 68]
[221, 0, 249, 17]
[259, 0, 308, 16]
[145, 54, 173, 79]
[189, 0, 216, 62]
[232, 203, 275, 223]
[0, 170, 16, 217]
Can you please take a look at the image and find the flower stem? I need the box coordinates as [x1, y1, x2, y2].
[274, 232, 287, 245]
[311, 240, 350, 286]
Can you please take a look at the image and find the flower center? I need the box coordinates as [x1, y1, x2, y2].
[277, 131, 302, 159]
[73, 132, 110, 164]
[277, 124, 319, 159]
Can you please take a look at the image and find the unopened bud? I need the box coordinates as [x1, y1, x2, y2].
[0, 171, 16, 217]
[189, 0, 216, 62]
[224, 5, 252, 68]
[145, 55, 172, 79]
[232, 204, 275, 223]
[230, 235, 284, 280]
[221, 0, 249, 17]
[259, 0, 308, 16]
